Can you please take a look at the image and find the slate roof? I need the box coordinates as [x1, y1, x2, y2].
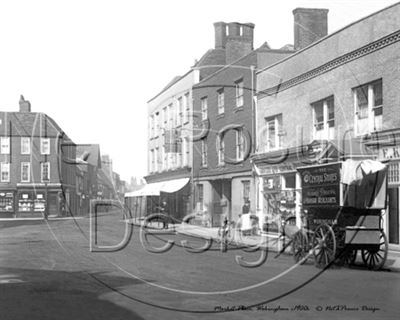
[0, 111, 72, 141]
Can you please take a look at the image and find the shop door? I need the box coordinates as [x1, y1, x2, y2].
[48, 192, 58, 216]
[388, 188, 399, 246]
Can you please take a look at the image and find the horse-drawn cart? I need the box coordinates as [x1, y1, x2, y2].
[292, 159, 388, 270]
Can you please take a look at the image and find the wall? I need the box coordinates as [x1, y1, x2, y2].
[257, 42, 400, 151]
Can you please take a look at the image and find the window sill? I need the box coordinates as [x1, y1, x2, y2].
[217, 113, 225, 119]
[233, 106, 244, 113]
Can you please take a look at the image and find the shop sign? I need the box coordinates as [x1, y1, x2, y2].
[298, 163, 340, 207]
[259, 163, 296, 176]
[299, 163, 340, 188]
[379, 146, 400, 160]
[263, 176, 281, 192]
[302, 186, 340, 206]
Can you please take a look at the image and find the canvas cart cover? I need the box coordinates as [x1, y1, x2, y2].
[341, 159, 387, 209]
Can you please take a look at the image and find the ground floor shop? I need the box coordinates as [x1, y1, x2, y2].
[194, 172, 255, 227]
[378, 142, 400, 252]
[0, 184, 74, 217]
[125, 177, 191, 222]
[254, 163, 302, 234]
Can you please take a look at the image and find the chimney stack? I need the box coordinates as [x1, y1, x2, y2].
[19, 95, 31, 112]
[293, 8, 328, 50]
[214, 22, 255, 64]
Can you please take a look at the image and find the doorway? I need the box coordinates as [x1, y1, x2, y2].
[388, 187, 400, 247]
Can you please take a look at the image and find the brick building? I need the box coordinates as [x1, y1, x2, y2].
[0, 97, 77, 217]
[253, 4, 400, 252]
[192, 22, 293, 226]
[137, 35, 227, 221]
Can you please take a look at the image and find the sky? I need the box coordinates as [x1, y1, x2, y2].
[0, 0, 398, 181]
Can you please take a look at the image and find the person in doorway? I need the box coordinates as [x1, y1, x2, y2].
[242, 199, 250, 214]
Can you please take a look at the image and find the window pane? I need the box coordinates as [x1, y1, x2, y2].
[314, 102, 324, 129]
[1, 137, 10, 154]
[267, 119, 276, 149]
[356, 86, 368, 119]
[373, 81, 383, 106]
[284, 174, 296, 189]
[327, 98, 335, 120]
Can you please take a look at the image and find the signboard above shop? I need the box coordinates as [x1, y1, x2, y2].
[379, 146, 400, 160]
[298, 163, 341, 207]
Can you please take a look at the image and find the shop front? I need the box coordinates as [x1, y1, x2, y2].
[125, 178, 191, 222]
[16, 187, 64, 217]
[254, 162, 302, 235]
[0, 190, 15, 215]
[378, 145, 400, 251]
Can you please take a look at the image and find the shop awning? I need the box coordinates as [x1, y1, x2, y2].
[124, 178, 189, 197]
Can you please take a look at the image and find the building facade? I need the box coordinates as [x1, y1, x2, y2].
[0, 97, 77, 217]
[143, 35, 228, 221]
[192, 22, 293, 227]
[254, 4, 400, 252]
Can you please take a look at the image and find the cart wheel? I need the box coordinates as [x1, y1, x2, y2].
[338, 249, 357, 267]
[292, 231, 309, 264]
[361, 231, 388, 270]
[313, 224, 336, 268]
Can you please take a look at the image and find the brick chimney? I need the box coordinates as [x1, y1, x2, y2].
[19, 95, 31, 112]
[293, 8, 328, 50]
[214, 21, 255, 64]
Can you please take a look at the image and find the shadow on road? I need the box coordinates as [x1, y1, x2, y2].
[0, 266, 147, 320]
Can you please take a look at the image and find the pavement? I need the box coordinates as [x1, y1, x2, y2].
[129, 217, 400, 271]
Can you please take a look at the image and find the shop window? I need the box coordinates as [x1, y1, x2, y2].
[21, 137, 31, 154]
[0, 162, 10, 182]
[388, 162, 400, 184]
[1, 137, 10, 154]
[283, 173, 296, 189]
[312, 96, 335, 140]
[41, 138, 50, 155]
[0, 192, 13, 212]
[34, 193, 46, 212]
[354, 79, 383, 135]
[19, 193, 33, 212]
[242, 180, 250, 202]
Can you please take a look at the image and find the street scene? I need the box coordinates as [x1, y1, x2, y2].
[2, 0, 400, 319]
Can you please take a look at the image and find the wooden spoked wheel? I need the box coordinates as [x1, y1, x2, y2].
[338, 248, 358, 266]
[292, 231, 309, 264]
[313, 224, 336, 268]
[361, 231, 388, 270]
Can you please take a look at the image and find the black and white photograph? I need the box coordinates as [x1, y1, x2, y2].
[1, 0, 400, 319]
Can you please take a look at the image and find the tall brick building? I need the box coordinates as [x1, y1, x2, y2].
[192, 22, 293, 226]
[254, 3, 400, 252]
[0, 97, 77, 217]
